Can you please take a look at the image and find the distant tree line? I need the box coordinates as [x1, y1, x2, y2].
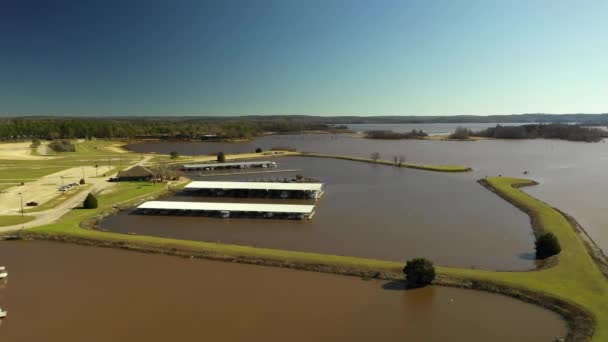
[471, 124, 607, 142]
[365, 129, 428, 140]
[0, 117, 341, 141]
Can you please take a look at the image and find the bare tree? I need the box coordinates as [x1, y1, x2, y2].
[398, 155, 406, 166]
[371, 152, 381, 162]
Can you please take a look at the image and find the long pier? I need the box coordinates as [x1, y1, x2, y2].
[184, 181, 324, 199]
[135, 201, 315, 220]
[181, 161, 277, 171]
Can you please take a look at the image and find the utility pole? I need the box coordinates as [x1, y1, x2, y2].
[18, 192, 23, 216]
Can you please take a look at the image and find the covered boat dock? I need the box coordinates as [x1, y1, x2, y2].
[135, 201, 315, 220]
[181, 161, 277, 171]
[184, 181, 325, 199]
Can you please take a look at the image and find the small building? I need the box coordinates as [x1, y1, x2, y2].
[116, 166, 154, 181]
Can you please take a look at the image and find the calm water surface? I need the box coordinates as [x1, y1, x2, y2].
[346, 122, 530, 134]
[0, 241, 566, 342]
[103, 157, 534, 270]
[126, 134, 608, 254]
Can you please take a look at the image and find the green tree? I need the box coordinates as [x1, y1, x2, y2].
[217, 151, 226, 162]
[170, 151, 180, 159]
[403, 258, 436, 287]
[83, 193, 98, 209]
[535, 232, 561, 259]
[255, 147, 262, 153]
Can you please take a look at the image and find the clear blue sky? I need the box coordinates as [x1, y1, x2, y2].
[0, 0, 606, 116]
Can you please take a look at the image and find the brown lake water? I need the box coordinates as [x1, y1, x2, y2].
[103, 156, 534, 270]
[126, 134, 608, 255]
[0, 241, 567, 341]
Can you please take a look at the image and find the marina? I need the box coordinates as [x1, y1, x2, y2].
[136, 201, 316, 220]
[181, 161, 277, 171]
[184, 181, 324, 199]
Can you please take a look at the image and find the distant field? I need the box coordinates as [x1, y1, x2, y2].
[0, 140, 139, 181]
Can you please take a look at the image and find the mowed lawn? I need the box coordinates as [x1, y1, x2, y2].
[0, 215, 35, 227]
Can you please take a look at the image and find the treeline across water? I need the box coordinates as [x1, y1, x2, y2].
[363, 124, 607, 142]
[469, 124, 607, 142]
[0, 117, 346, 141]
[365, 130, 428, 139]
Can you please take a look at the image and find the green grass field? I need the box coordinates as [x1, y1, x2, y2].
[0, 215, 35, 227]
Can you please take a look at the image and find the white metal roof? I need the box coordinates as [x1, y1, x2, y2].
[137, 201, 315, 214]
[182, 161, 276, 168]
[185, 181, 323, 192]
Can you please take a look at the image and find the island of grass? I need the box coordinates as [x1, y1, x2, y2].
[290, 152, 472, 172]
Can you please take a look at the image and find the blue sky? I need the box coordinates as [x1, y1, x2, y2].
[0, 0, 606, 116]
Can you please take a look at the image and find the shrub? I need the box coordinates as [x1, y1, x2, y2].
[170, 151, 180, 159]
[83, 193, 98, 209]
[535, 232, 561, 259]
[403, 258, 436, 287]
[255, 147, 263, 153]
[79, 178, 85, 185]
[217, 151, 226, 162]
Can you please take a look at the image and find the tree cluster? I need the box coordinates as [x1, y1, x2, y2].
[0, 117, 337, 141]
[365, 129, 428, 140]
[449, 127, 472, 140]
[472, 124, 607, 142]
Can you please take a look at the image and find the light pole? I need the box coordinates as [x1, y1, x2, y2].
[18, 192, 23, 217]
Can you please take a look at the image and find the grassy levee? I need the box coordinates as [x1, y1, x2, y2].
[289, 152, 472, 172]
[6, 176, 607, 340]
[436, 177, 608, 341]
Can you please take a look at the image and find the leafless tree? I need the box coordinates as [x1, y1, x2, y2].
[371, 152, 381, 162]
[398, 155, 406, 166]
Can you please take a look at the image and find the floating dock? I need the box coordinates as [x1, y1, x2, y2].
[184, 181, 324, 199]
[135, 201, 316, 220]
[181, 161, 277, 171]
